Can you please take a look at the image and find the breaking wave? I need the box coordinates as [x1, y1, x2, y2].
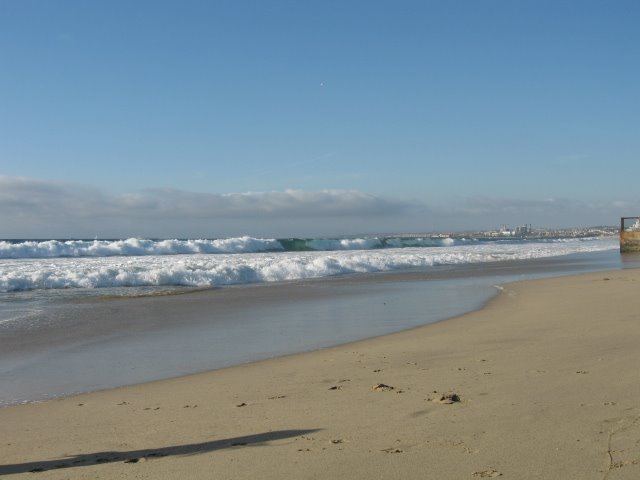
[0, 236, 464, 259]
[0, 237, 284, 259]
[0, 235, 597, 259]
[0, 237, 618, 292]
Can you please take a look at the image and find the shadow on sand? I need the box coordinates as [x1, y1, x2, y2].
[0, 429, 320, 475]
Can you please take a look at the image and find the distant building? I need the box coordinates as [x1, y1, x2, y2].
[498, 224, 532, 237]
[514, 224, 532, 237]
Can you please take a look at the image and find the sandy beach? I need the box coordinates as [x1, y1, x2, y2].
[1, 269, 640, 479]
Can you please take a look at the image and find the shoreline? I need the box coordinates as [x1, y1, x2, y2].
[2, 268, 640, 478]
[2, 249, 635, 407]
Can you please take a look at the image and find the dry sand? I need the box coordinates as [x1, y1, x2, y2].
[1, 269, 640, 479]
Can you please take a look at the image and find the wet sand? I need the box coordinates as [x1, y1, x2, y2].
[2, 269, 640, 479]
[2, 250, 635, 406]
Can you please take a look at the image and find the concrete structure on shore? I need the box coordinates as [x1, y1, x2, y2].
[620, 217, 640, 252]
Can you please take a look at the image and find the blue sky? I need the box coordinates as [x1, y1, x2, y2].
[1, 0, 639, 237]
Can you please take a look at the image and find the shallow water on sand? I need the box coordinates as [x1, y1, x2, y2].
[1, 250, 639, 406]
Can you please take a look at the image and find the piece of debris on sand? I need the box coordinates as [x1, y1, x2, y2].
[435, 392, 461, 404]
[372, 383, 395, 392]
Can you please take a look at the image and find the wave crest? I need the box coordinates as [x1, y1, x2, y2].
[0, 237, 284, 259]
[0, 236, 462, 258]
[0, 237, 618, 292]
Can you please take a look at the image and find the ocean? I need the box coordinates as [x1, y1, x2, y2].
[0, 235, 619, 294]
[0, 234, 631, 405]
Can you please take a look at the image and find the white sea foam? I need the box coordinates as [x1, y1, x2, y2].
[307, 236, 460, 250]
[306, 238, 383, 250]
[0, 237, 618, 292]
[0, 235, 600, 259]
[0, 237, 284, 259]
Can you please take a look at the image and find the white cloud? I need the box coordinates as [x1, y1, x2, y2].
[0, 176, 411, 237]
[0, 176, 634, 238]
[126, 187, 408, 218]
[445, 195, 635, 229]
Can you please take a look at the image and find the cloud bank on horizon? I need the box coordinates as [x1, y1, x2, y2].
[0, 176, 633, 239]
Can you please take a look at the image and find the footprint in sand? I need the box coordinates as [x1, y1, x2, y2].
[472, 468, 502, 477]
[381, 447, 403, 453]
